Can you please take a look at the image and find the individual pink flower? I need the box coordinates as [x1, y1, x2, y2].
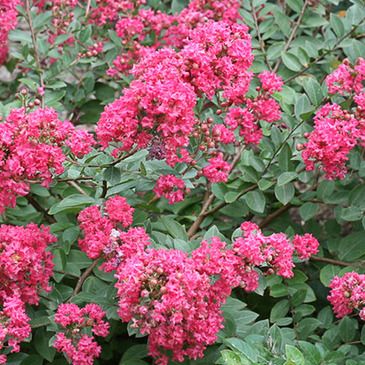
[154, 175, 186, 204]
[264, 233, 295, 278]
[247, 97, 282, 123]
[212, 124, 236, 144]
[78, 197, 150, 266]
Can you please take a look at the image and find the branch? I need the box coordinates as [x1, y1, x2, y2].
[262, 120, 305, 175]
[250, 0, 272, 71]
[285, 18, 365, 83]
[310, 256, 352, 267]
[203, 184, 257, 217]
[187, 145, 246, 238]
[26, 195, 56, 224]
[259, 204, 292, 228]
[273, 0, 309, 72]
[187, 190, 215, 239]
[24, 0, 45, 107]
[85, 0, 91, 17]
[68, 260, 100, 301]
[68, 181, 88, 196]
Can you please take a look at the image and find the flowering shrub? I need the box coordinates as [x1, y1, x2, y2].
[0, 0, 365, 364]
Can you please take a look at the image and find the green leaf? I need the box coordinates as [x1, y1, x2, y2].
[224, 191, 242, 204]
[295, 94, 313, 120]
[34, 329, 56, 362]
[270, 300, 290, 323]
[104, 167, 122, 185]
[159, 216, 187, 240]
[343, 39, 365, 63]
[171, 0, 188, 13]
[277, 172, 297, 186]
[282, 52, 302, 72]
[330, 14, 345, 37]
[339, 317, 357, 342]
[338, 232, 365, 261]
[203, 225, 227, 242]
[349, 184, 365, 208]
[8, 29, 32, 43]
[224, 338, 258, 363]
[299, 202, 319, 221]
[120, 345, 148, 364]
[20, 355, 43, 365]
[30, 316, 51, 329]
[33, 11, 52, 30]
[320, 265, 341, 287]
[302, 78, 323, 106]
[340, 206, 363, 222]
[244, 190, 266, 213]
[49, 195, 95, 215]
[220, 350, 246, 365]
[285, 345, 305, 365]
[361, 325, 365, 345]
[286, 0, 303, 13]
[297, 318, 321, 339]
[275, 183, 295, 205]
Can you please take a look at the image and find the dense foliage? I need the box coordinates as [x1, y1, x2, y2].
[0, 0, 365, 364]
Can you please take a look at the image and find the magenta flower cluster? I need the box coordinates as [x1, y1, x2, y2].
[54, 303, 110, 365]
[302, 59, 365, 179]
[97, 20, 282, 196]
[77, 199, 319, 364]
[0, 0, 19, 65]
[0, 107, 94, 213]
[328, 272, 365, 321]
[0, 224, 56, 362]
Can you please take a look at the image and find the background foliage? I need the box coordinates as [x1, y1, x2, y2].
[1, 0, 365, 364]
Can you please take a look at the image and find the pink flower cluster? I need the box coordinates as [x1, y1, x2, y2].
[107, 218, 319, 364]
[78, 196, 151, 271]
[234, 222, 319, 281]
[116, 248, 225, 365]
[54, 303, 110, 365]
[202, 154, 231, 183]
[0, 107, 94, 213]
[108, 0, 242, 76]
[0, 0, 19, 65]
[0, 224, 55, 362]
[98, 20, 282, 195]
[154, 175, 187, 204]
[88, 0, 146, 25]
[303, 59, 365, 179]
[302, 103, 363, 179]
[328, 272, 365, 320]
[326, 58, 365, 95]
[0, 224, 55, 304]
[77, 194, 319, 365]
[0, 295, 31, 364]
[293, 233, 319, 260]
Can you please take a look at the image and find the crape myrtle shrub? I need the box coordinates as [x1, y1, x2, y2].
[0, 0, 365, 364]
